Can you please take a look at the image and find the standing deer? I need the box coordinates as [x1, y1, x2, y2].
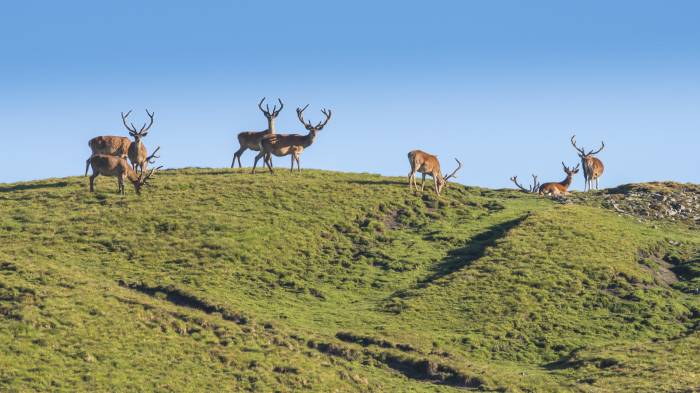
[252, 105, 332, 174]
[407, 150, 462, 196]
[571, 135, 605, 191]
[231, 98, 284, 168]
[122, 109, 156, 174]
[87, 154, 162, 195]
[538, 162, 580, 196]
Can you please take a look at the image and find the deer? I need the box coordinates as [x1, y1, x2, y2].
[510, 174, 541, 193]
[122, 109, 156, 174]
[252, 105, 332, 174]
[538, 162, 580, 196]
[87, 154, 162, 195]
[407, 150, 462, 196]
[231, 98, 284, 168]
[85, 135, 132, 176]
[571, 135, 605, 191]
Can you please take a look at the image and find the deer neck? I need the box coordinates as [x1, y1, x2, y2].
[301, 130, 316, 148]
[266, 118, 276, 134]
[126, 166, 140, 183]
[560, 174, 573, 189]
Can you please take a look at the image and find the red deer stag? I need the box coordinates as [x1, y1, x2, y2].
[87, 155, 162, 195]
[252, 105, 332, 174]
[538, 162, 580, 196]
[122, 109, 156, 174]
[231, 98, 283, 168]
[510, 174, 541, 193]
[407, 150, 462, 196]
[571, 135, 605, 191]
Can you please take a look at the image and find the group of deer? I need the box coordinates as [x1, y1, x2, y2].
[85, 110, 162, 194]
[231, 98, 332, 173]
[510, 135, 605, 196]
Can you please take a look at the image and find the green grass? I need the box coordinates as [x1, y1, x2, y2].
[0, 168, 698, 392]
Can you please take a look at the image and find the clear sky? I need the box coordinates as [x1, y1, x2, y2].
[1, 0, 698, 189]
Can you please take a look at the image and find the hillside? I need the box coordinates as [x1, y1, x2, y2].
[1, 169, 699, 392]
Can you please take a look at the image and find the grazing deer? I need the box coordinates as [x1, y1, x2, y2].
[87, 154, 162, 195]
[407, 150, 462, 196]
[510, 174, 540, 193]
[538, 162, 580, 196]
[231, 98, 283, 168]
[85, 135, 132, 176]
[122, 109, 156, 174]
[253, 105, 332, 174]
[571, 135, 605, 191]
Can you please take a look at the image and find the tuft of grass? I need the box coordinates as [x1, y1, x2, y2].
[0, 168, 698, 392]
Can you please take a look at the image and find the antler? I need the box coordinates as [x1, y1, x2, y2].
[570, 134, 586, 155]
[510, 174, 540, 193]
[121, 110, 138, 133]
[139, 109, 155, 134]
[146, 146, 160, 164]
[258, 97, 284, 117]
[139, 165, 163, 186]
[443, 158, 462, 181]
[315, 108, 332, 129]
[588, 141, 605, 155]
[296, 104, 312, 127]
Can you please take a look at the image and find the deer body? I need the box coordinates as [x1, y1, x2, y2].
[85, 136, 132, 176]
[253, 105, 331, 174]
[407, 150, 462, 196]
[571, 135, 605, 191]
[538, 162, 579, 196]
[231, 98, 283, 168]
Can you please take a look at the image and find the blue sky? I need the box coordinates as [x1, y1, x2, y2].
[1, 0, 698, 188]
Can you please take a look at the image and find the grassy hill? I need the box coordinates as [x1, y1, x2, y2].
[1, 168, 698, 392]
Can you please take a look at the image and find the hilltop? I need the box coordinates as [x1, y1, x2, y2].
[0, 169, 699, 392]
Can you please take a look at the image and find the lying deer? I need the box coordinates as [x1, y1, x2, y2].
[538, 162, 580, 196]
[122, 109, 156, 174]
[407, 150, 462, 196]
[571, 135, 605, 191]
[231, 98, 283, 168]
[87, 154, 161, 195]
[252, 105, 331, 174]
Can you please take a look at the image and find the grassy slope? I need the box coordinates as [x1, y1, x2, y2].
[0, 168, 698, 392]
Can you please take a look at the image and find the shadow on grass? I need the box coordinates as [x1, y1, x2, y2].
[343, 179, 407, 186]
[0, 181, 70, 193]
[417, 214, 529, 287]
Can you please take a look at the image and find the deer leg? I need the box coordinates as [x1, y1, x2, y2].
[85, 158, 91, 176]
[595, 178, 599, 190]
[420, 174, 426, 191]
[264, 153, 274, 173]
[232, 147, 246, 168]
[252, 151, 266, 174]
[433, 175, 440, 195]
[89, 173, 97, 192]
[290, 155, 295, 173]
[296, 155, 301, 173]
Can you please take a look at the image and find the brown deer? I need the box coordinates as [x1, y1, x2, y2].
[510, 174, 541, 193]
[252, 105, 331, 174]
[231, 98, 283, 168]
[407, 150, 462, 196]
[571, 135, 605, 191]
[85, 135, 131, 176]
[87, 154, 162, 195]
[122, 109, 156, 174]
[538, 162, 580, 196]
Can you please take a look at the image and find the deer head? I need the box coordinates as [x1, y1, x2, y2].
[258, 97, 284, 120]
[122, 109, 155, 143]
[571, 135, 604, 160]
[562, 161, 580, 176]
[132, 165, 163, 195]
[296, 105, 332, 135]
